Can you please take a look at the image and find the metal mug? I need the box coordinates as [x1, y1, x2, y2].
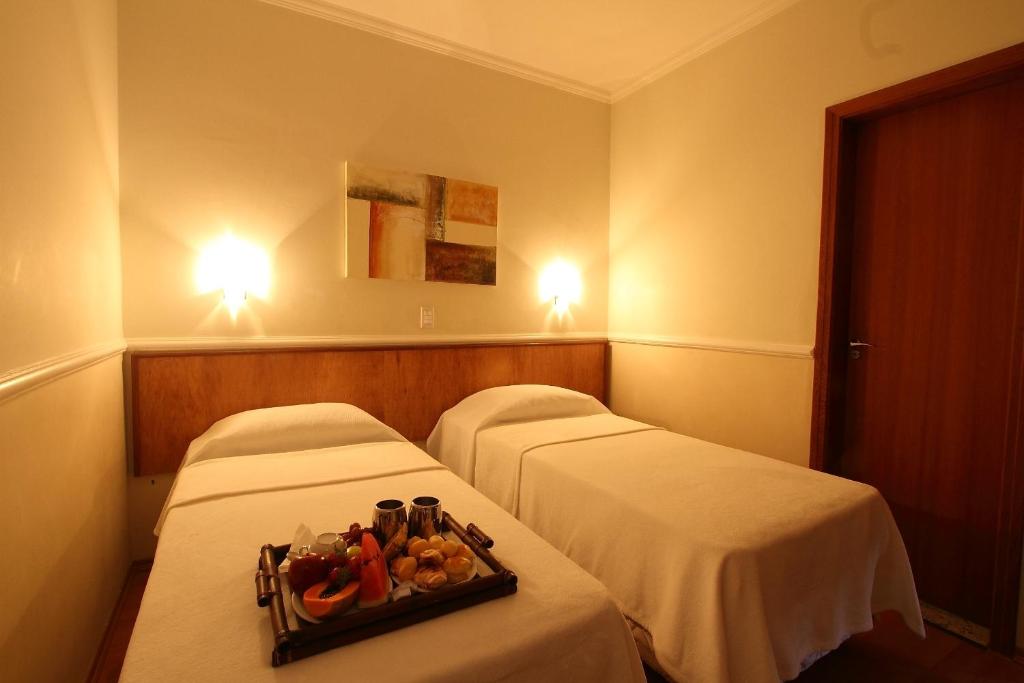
[408, 496, 443, 539]
[372, 499, 408, 545]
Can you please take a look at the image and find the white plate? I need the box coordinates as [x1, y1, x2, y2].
[392, 558, 480, 592]
[290, 574, 397, 624]
[292, 590, 324, 624]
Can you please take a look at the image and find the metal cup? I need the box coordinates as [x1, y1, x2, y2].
[372, 499, 408, 545]
[408, 496, 442, 539]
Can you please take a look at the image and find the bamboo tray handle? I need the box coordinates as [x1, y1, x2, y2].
[443, 513, 504, 575]
[466, 522, 494, 549]
[255, 544, 292, 652]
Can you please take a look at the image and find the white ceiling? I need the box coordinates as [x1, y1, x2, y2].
[262, 0, 799, 101]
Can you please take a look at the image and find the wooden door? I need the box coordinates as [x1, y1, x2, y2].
[838, 76, 1024, 633]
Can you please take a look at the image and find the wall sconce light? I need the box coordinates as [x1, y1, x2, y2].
[195, 233, 270, 318]
[539, 260, 582, 315]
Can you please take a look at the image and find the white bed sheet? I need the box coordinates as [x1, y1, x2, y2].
[462, 415, 925, 683]
[121, 441, 645, 683]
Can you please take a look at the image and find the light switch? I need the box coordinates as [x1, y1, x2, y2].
[420, 305, 435, 329]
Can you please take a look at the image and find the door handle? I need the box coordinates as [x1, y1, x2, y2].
[849, 340, 872, 359]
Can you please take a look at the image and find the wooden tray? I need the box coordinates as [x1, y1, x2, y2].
[254, 512, 517, 666]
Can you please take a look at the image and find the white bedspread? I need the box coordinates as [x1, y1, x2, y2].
[474, 414, 660, 514]
[470, 416, 925, 683]
[121, 441, 645, 683]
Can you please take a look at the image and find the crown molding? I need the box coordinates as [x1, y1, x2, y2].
[610, 0, 802, 102]
[259, 0, 801, 106]
[257, 0, 612, 103]
[608, 333, 813, 359]
[0, 340, 127, 405]
[126, 332, 608, 353]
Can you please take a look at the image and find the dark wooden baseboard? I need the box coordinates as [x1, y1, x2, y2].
[88, 560, 152, 683]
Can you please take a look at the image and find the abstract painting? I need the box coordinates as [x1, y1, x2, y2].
[345, 163, 497, 285]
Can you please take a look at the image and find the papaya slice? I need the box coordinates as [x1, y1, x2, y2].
[302, 579, 359, 619]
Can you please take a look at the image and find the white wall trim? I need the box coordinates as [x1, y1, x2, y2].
[609, 0, 802, 102]
[0, 340, 127, 404]
[258, 0, 801, 105]
[257, 0, 611, 102]
[127, 332, 608, 353]
[608, 333, 814, 359]
[126, 333, 814, 358]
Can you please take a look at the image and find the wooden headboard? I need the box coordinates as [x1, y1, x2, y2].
[129, 341, 607, 475]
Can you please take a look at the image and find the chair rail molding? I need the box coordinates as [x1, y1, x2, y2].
[0, 340, 127, 404]
[608, 333, 814, 359]
[126, 332, 608, 354]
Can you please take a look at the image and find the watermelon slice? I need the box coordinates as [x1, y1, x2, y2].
[357, 532, 390, 609]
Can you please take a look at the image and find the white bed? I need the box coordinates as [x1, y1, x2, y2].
[120, 403, 645, 683]
[427, 385, 925, 683]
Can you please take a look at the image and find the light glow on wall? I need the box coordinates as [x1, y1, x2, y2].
[539, 260, 582, 315]
[195, 233, 270, 318]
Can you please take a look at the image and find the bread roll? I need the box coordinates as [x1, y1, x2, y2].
[406, 539, 429, 558]
[418, 549, 445, 567]
[414, 567, 447, 590]
[442, 556, 472, 576]
[440, 540, 459, 558]
[391, 556, 417, 582]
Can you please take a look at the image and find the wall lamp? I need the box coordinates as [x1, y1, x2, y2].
[539, 260, 582, 315]
[195, 233, 270, 318]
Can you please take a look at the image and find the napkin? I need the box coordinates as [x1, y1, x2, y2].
[279, 523, 316, 572]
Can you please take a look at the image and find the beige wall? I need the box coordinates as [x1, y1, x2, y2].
[118, 0, 610, 341]
[0, 359, 128, 682]
[0, 0, 122, 370]
[0, 1, 128, 680]
[608, 0, 1024, 465]
[610, 343, 813, 465]
[128, 473, 173, 561]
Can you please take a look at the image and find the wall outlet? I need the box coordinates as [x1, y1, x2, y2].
[419, 305, 435, 329]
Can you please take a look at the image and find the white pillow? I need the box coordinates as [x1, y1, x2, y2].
[183, 403, 406, 467]
[443, 384, 606, 427]
[426, 384, 608, 483]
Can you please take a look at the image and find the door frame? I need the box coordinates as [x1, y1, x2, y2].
[810, 41, 1024, 654]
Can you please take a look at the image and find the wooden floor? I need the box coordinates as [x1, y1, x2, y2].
[91, 565, 1024, 683]
[88, 561, 152, 683]
[792, 612, 1024, 683]
[645, 612, 1024, 683]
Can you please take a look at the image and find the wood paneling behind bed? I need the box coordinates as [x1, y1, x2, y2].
[130, 342, 607, 475]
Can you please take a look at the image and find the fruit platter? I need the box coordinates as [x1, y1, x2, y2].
[255, 512, 517, 666]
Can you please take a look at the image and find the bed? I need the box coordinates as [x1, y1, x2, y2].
[119, 403, 645, 682]
[426, 385, 926, 683]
